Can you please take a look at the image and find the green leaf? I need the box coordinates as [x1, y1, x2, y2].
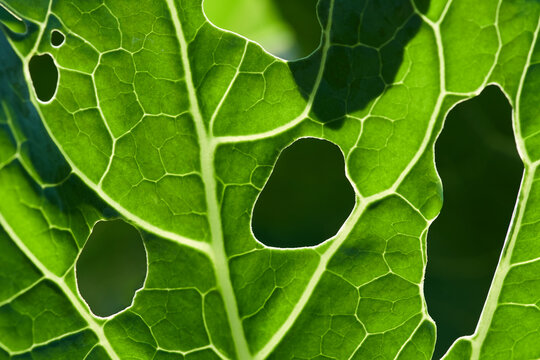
[0, 0, 539, 359]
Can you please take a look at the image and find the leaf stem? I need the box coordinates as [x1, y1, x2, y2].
[164, 0, 251, 358]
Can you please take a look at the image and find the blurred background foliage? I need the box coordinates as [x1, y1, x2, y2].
[204, 0, 320, 59]
[20, 0, 521, 358]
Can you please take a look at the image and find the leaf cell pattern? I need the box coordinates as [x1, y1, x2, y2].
[0, 0, 539, 359]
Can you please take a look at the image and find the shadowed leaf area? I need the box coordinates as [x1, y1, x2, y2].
[50, 29, 64, 47]
[206, 0, 426, 126]
[289, 0, 426, 127]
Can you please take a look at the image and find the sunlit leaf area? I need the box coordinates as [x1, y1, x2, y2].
[0, 0, 539, 359]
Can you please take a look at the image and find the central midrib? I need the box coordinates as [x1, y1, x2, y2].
[165, 0, 340, 357]
[164, 0, 252, 358]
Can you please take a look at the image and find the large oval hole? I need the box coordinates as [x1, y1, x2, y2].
[425, 85, 523, 357]
[252, 138, 355, 248]
[203, 0, 320, 59]
[28, 53, 58, 102]
[76, 219, 147, 318]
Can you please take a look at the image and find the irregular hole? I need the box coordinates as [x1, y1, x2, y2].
[252, 138, 355, 248]
[76, 219, 147, 318]
[50, 29, 65, 47]
[28, 53, 58, 102]
[425, 85, 523, 358]
[203, 0, 320, 59]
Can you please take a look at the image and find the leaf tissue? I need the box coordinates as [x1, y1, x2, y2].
[0, 0, 539, 359]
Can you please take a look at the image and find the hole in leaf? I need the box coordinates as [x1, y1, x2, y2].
[76, 219, 147, 318]
[425, 85, 523, 358]
[28, 53, 58, 102]
[50, 29, 65, 47]
[203, 0, 320, 59]
[252, 138, 355, 248]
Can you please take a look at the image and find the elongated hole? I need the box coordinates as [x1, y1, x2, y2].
[425, 85, 522, 357]
[204, 0, 320, 59]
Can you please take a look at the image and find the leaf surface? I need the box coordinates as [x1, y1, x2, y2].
[0, 0, 539, 359]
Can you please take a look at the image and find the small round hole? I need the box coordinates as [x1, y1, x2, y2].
[50, 29, 65, 47]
